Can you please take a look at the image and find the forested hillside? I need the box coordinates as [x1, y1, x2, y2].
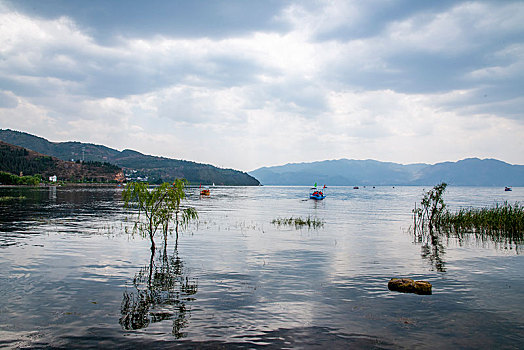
[0, 143, 54, 175]
[0, 141, 123, 183]
[0, 129, 260, 185]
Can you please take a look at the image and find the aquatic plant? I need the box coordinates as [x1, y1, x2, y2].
[411, 183, 448, 272]
[413, 183, 447, 233]
[438, 202, 524, 244]
[0, 195, 26, 202]
[271, 216, 324, 229]
[413, 185, 523, 265]
[122, 180, 198, 251]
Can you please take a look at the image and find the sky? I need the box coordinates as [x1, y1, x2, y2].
[1, 0, 523, 171]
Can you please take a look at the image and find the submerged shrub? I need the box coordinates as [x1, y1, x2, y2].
[122, 180, 198, 252]
[413, 183, 447, 233]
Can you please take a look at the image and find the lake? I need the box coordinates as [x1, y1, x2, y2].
[0, 185, 523, 349]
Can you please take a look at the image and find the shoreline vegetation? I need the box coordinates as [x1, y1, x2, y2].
[0, 170, 123, 187]
[439, 202, 524, 243]
[414, 183, 524, 244]
[0, 171, 41, 186]
[0, 182, 122, 188]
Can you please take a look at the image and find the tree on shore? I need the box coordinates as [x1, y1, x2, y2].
[0, 171, 41, 186]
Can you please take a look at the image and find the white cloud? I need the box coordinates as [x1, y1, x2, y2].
[0, 95, 57, 134]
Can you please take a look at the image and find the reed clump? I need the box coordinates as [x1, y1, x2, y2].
[413, 184, 523, 246]
[0, 195, 26, 202]
[438, 202, 524, 243]
[271, 216, 324, 229]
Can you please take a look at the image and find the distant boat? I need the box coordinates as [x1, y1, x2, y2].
[310, 183, 326, 200]
[200, 184, 210, 196]
[505, 186, 512, 191]
[353, 186, 359, 189]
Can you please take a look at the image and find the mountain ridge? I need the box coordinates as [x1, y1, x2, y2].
[0, 140, 123, 182]
[249, 157, 524, 186]
[0, 129, 259, 186]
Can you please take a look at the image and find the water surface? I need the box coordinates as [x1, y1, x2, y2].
[0, 185, 523, 349]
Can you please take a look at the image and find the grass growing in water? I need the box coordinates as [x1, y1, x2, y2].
[438, 202, 524, 244]
[413, 184, 524, 245]
[271, 216, 324, 229]
[0, 195, 26, 202]
[413, 185, 523, 269]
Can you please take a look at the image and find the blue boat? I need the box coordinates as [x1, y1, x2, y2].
[310, 184, 326, 200]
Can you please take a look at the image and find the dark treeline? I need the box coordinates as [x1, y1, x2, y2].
[0, 171, 40, 186]
[0, 143, 56, 175]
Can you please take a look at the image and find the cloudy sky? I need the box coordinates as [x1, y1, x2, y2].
[1, 0, 523, 171]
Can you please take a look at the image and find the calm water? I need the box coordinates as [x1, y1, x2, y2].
[0, 185, 523, 349]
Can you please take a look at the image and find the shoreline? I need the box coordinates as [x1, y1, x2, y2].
[0, 183, 124, 188]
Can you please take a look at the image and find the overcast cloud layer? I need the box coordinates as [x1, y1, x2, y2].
[1, 0, 523, 170]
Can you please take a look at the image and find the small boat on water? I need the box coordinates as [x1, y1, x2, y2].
[200, 184, 210, 196]
[505, 186, 512, 191]
[310, 183, 326, 200]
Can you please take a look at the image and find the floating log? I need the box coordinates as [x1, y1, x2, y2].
[388, 278, 432, 295]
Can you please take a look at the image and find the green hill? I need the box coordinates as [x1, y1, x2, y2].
[0, 129, 260, 186]
[0, 141, 123, 183]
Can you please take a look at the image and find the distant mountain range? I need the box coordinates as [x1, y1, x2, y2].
[0, 129, 259, 186]
[3, 129, 521, 187]
[249, 158, 524, 186]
